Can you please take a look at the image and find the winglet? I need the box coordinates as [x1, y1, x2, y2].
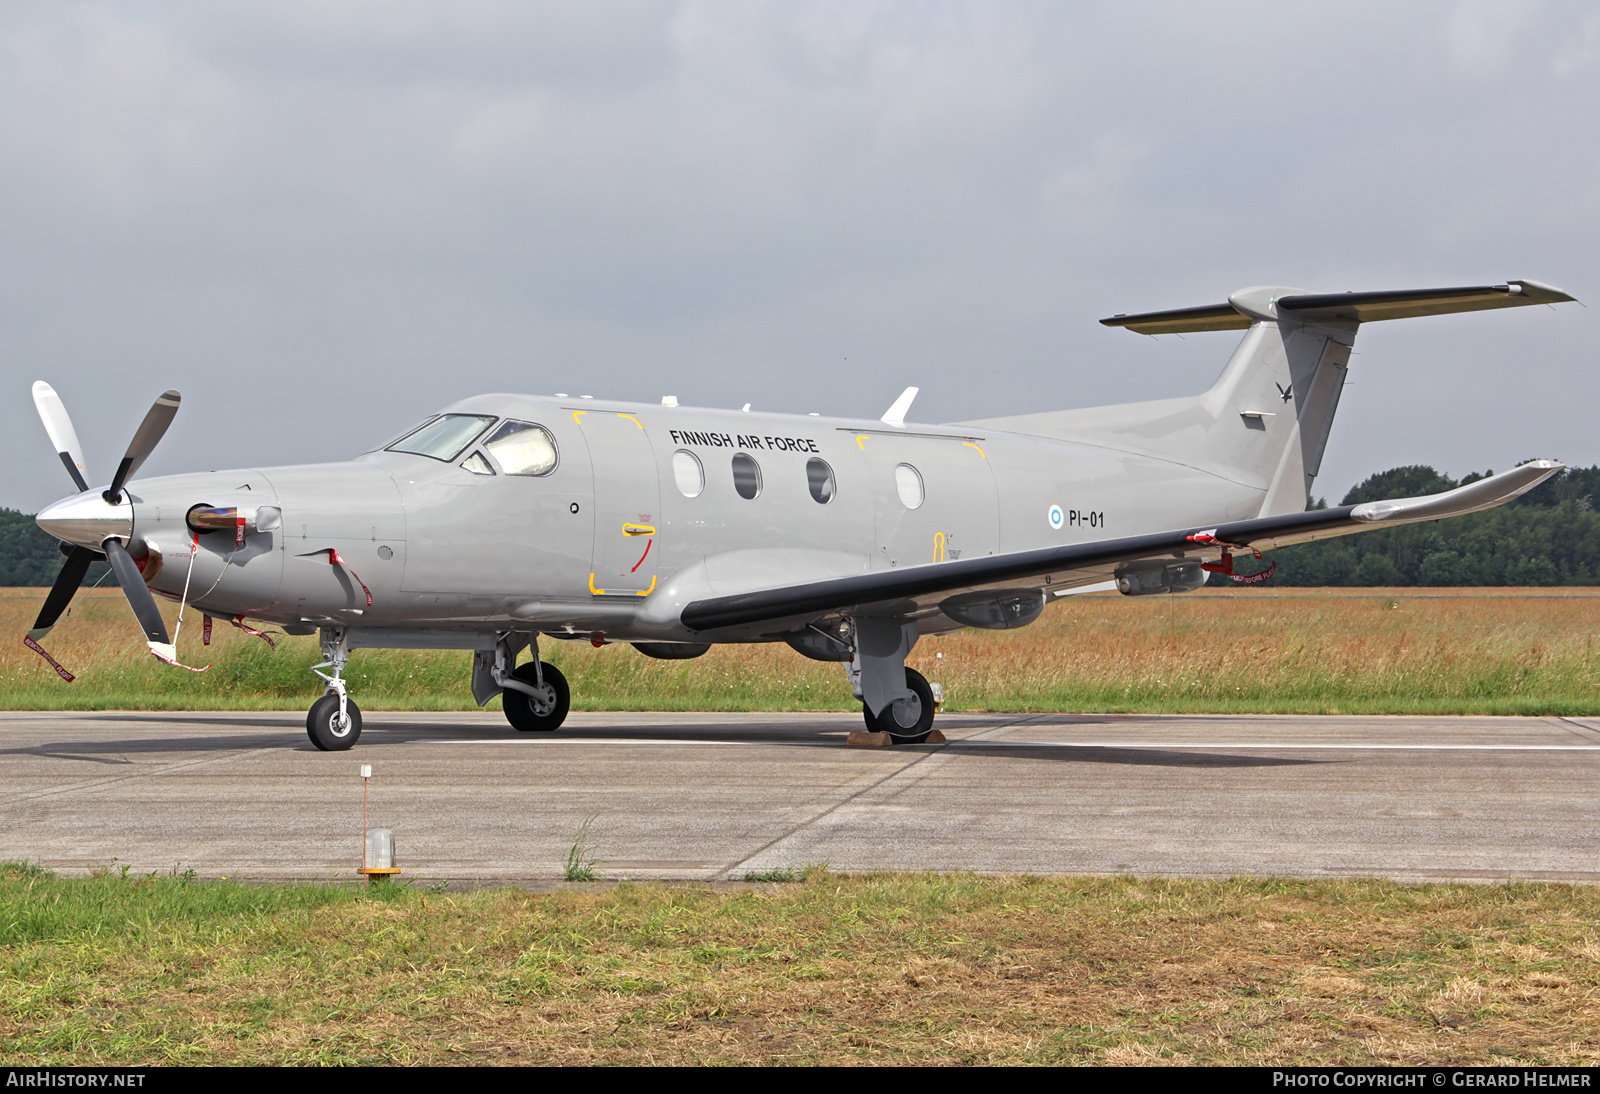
[1352, 461, 1561, 524]
[880, 387, 919, 427]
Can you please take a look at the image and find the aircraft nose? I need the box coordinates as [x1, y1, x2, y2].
[36, 492, 134, 549]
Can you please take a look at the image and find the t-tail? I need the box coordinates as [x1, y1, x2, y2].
[964, 280, 1576, 518]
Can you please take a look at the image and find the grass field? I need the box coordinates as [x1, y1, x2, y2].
[3, 587, 1598, 715]
[2, 864, 1597, 1066]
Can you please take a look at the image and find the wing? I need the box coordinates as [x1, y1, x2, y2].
[679, 461, 1560, 634]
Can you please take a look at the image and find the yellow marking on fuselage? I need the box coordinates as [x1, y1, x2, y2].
[963, 441, 987, 458]
[588, 573, 606, 595]
[635, 575, 657, 596]
[932, 531, 946, 563]
[622, 523, 657, 537]
[856, 434, 869, 449]
[571, 410, 587, 426]
[617, 413, 644, 429]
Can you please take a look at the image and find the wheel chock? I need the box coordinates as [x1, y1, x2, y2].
[924, 729, 948, 744]
[846, 731, 893, 748]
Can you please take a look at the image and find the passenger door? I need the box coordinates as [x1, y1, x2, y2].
[576, 410, 662, 596]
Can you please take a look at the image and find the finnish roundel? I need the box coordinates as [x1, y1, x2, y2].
[1048, 504, 1064, 530]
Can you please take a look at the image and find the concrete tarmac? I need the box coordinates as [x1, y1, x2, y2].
[3, 710, 1599, 884]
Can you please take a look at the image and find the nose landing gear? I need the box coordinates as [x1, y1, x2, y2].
[307, 627, 362, 751]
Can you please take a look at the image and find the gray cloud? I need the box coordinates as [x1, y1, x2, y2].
[2, 0, 1594, 513]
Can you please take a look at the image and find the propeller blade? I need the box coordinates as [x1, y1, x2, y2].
[27, 546, 97, 642]
[31, 381, 89, 493]
[104, 389, 180, 504]
[103, 538, 170, 647]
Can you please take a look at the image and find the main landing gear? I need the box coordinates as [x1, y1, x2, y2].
[307, 627, 362, 751]
[501, 660, 570, 732]
[862, 666, 936, 744]
[848, 617, 941, 745]
[476, 633, 571, 733]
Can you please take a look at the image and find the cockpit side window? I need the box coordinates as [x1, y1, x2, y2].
[387, 414, 497, 461]
[484, 420, 559, 476]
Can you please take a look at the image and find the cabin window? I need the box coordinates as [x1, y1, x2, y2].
[484, 421, 559, 476]
[460, 452, 494, 476]
[673, 450, 704, 498]
[895, 463, 924, 509]
[806, 458, 835, 504]
[732, 453, 762, 500]
[387, 414, 497, 461]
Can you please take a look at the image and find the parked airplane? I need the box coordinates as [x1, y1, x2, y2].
[25, 280, 1577, 750]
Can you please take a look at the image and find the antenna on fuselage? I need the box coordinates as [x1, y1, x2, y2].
[880, 386, 918, 428]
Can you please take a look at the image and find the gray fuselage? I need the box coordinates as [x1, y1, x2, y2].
[114, 392, 1265, 644]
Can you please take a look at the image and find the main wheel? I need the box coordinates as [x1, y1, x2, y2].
[502, 661, 570, 732]
[307, 692, 362, 751]
[861, 666, 936, 743]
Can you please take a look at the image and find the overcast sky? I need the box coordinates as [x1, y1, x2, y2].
[2, 0, 1595, 514]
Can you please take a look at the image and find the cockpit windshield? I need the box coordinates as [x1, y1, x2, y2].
[386, 414, 497, 461]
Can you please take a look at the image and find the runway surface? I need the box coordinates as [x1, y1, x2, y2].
[4, 710, 1599, 884]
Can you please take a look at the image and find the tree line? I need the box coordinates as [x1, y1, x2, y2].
[1214, 463, 1600, 587]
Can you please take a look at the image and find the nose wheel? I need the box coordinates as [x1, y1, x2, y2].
[307, 692, 363, 750]
[307, 626, 362, 751]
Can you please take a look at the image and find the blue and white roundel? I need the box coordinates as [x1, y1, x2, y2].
[1047, 504, 1064, 530]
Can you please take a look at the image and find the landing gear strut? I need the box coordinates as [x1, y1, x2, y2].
[477, 634, 571, 732]
[848, 616, 939, 745]
[307, 627, 362, 751]
[501, 660, 570, 732]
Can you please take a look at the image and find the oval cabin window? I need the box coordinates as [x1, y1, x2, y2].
[732, 453, 762, 500]
[673, 449, 704, 498]
[894, 463, 924, 509]
[806, 458, 835, 504]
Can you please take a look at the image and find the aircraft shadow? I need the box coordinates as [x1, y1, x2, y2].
[91, 713, 305, 729]
[378, 722, 1328, 768]
[4, 715, 1328, 769]
[940, 743, 1324, 769]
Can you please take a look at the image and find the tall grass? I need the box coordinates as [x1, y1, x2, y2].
[0, 861, 354, 947]
[2, 587, 1598, 714]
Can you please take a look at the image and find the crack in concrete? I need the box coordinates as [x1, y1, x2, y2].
[713, 714, 1046, 880]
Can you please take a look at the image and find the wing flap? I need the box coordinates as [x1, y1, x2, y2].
[679, 461, 1561, 633]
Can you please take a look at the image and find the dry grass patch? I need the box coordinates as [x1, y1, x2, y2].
[2, 587, 1598, 714]
[3, 866, 1600, 1065]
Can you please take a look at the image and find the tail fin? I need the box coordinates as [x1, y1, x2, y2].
[967, 279, 1576, 519]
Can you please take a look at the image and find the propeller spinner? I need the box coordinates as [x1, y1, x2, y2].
[25, 383, 187, 673]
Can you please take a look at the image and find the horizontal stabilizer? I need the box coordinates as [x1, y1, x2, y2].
[1102, 279, 1576, 335]
[1099, 303, 1253, 336]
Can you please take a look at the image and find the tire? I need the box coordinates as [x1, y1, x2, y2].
[502, 661, 570, 732]
[861, 666, 936, 744]
[306, 692, 362, 751]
